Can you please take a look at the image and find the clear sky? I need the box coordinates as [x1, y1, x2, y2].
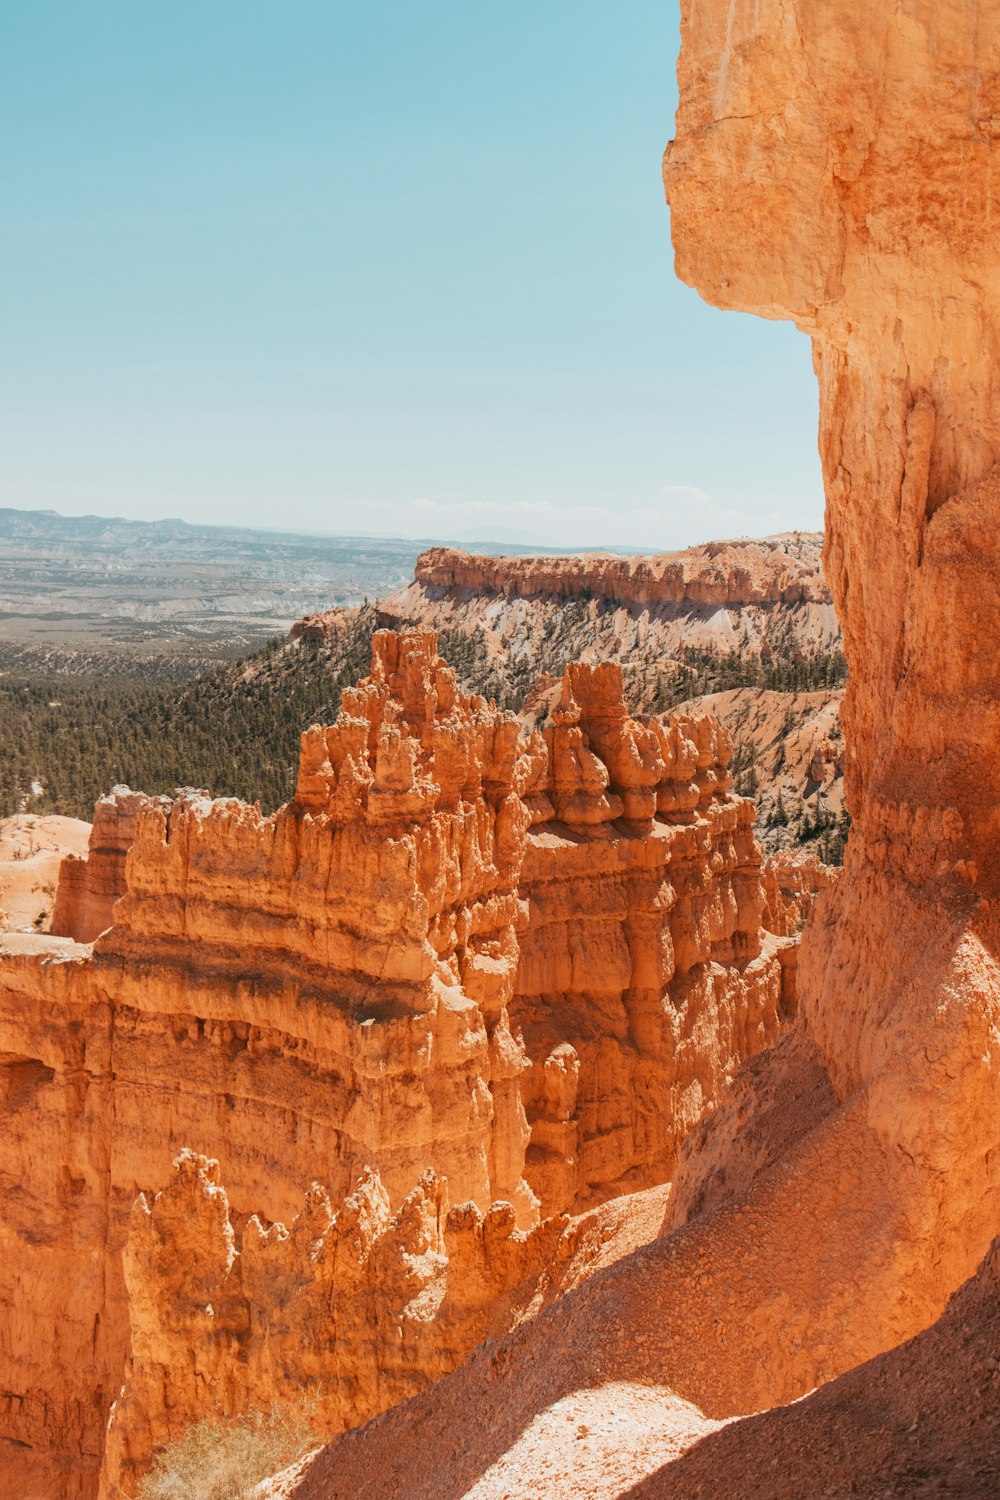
[0, 2, 824, 552]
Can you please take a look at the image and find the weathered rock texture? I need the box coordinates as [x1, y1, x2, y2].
[230, 5, 1000, 1494]
[0, 813, 91, 933]
[0, 630, 783, 1496]
[663, 0, 1000, 1400]
[288, 1136, 1000, 1500]
[51, 787, 170, 943]
[99, 1151, 568, 1498]
[678, 686, 846, 853]
[510, 662, 781, 1214]
[271, 8, 1000, 1497]
[374, 533, 838, 666]
[412, 536, 828, 607]
[761, 851, 839, 940]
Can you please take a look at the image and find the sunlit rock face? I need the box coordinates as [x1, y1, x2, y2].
[51, 786, 170, 943]
[0, 629, 783, 1497]
[666, 0, 1000, 859]
[666, 0, 1000, 1336]
[511, 660, 780, 1215]
[98, 1151, 569, 1499]
[409, 538, 830, 608]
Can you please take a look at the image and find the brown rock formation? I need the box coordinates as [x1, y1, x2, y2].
[51, 787, 171, 943]
[624, 1230, 1000, 1499]
[678, 686, 846, 852]
[761, 851, 838, 940]
[100, 1150, 568, 1498]
[511, 662, 782, 1214]
[288, 608, 350, 644]
[294, 1151, 1000, 1500]
[0, 630, 782, 1496]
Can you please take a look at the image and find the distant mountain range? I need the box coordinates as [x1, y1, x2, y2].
[0, 505, 575, 659]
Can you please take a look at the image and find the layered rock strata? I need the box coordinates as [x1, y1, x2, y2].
[371, 534, 839, 667]
[50, 786, 170, 943]
[761, 851, 838, 940]
[221, 10, 1000, 1496]
[677, 685, 846, 853]
[511, 662, 780, 1214]
[411, 537, 828, 608]
[0, 630, 783, 1496]
[664, 0, 1000, 1387]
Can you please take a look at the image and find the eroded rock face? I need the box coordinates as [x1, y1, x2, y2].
[50, 787, 171, 943]
[412, 537, 829, 608]
[761, 851, 838, 940]
[100, 631, 538, 1223]
[181, 19, 1000, 1498]
[665, 0, 1000, 1352]
[512, 662, 781, 1214]
[0, 813, 91, 934]
[100, 1151, 568, 1499]
[376, 534, 839, 668]
[0, 630, 783, 1496]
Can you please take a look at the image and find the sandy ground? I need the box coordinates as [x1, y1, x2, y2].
[280, 1183, 1000, 1500]
[628, 1237, 1000, 1499]
[0, 814, 90, 933]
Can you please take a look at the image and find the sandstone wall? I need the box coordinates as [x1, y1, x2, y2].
[50, 788, 170, 944]
[511, 661, 781, 1214]
[373, 536, 840, 672]
[0, 630, 784, 1496]
[99, 1151, 568, 1498]
[665, 0, 1000, 1374]
[761, 851, 839, 940]
[182, 13, 1000, 1495]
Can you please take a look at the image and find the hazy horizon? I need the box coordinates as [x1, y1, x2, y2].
[2, 2, 824, 552]
[0, 499, 824, 556]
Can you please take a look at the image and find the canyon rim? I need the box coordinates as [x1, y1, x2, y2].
[2, 2, 1000, 1497]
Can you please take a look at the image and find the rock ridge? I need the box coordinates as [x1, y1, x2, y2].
[0, 628, 786, 1496]
[412, 535, 829, 608]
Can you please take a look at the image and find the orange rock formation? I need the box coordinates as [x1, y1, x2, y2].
[761, 850, 838, 940]
[412, 536, 828, 607]
[664, 0, 1000, 1324]
[0, 812, 91, 933]
[0, 630, 784, 1496]
[270, 5, 1000, 1495]
[511, 662, 780, 1215]
[678, 685, 846, 851]
[370, 533, 839, 667]
[100, 1151, 568, 1497]
[50, 787, 170, 943]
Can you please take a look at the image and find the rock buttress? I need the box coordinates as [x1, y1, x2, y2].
[665, 0, 1000, 1358]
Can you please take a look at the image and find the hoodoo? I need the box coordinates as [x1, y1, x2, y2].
[6, 5, 998, 1494]
[267, 6, 1000, 1496]
[0, 630, 785, 1496]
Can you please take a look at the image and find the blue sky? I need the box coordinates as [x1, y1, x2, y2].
[0, 2, 823, 551]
